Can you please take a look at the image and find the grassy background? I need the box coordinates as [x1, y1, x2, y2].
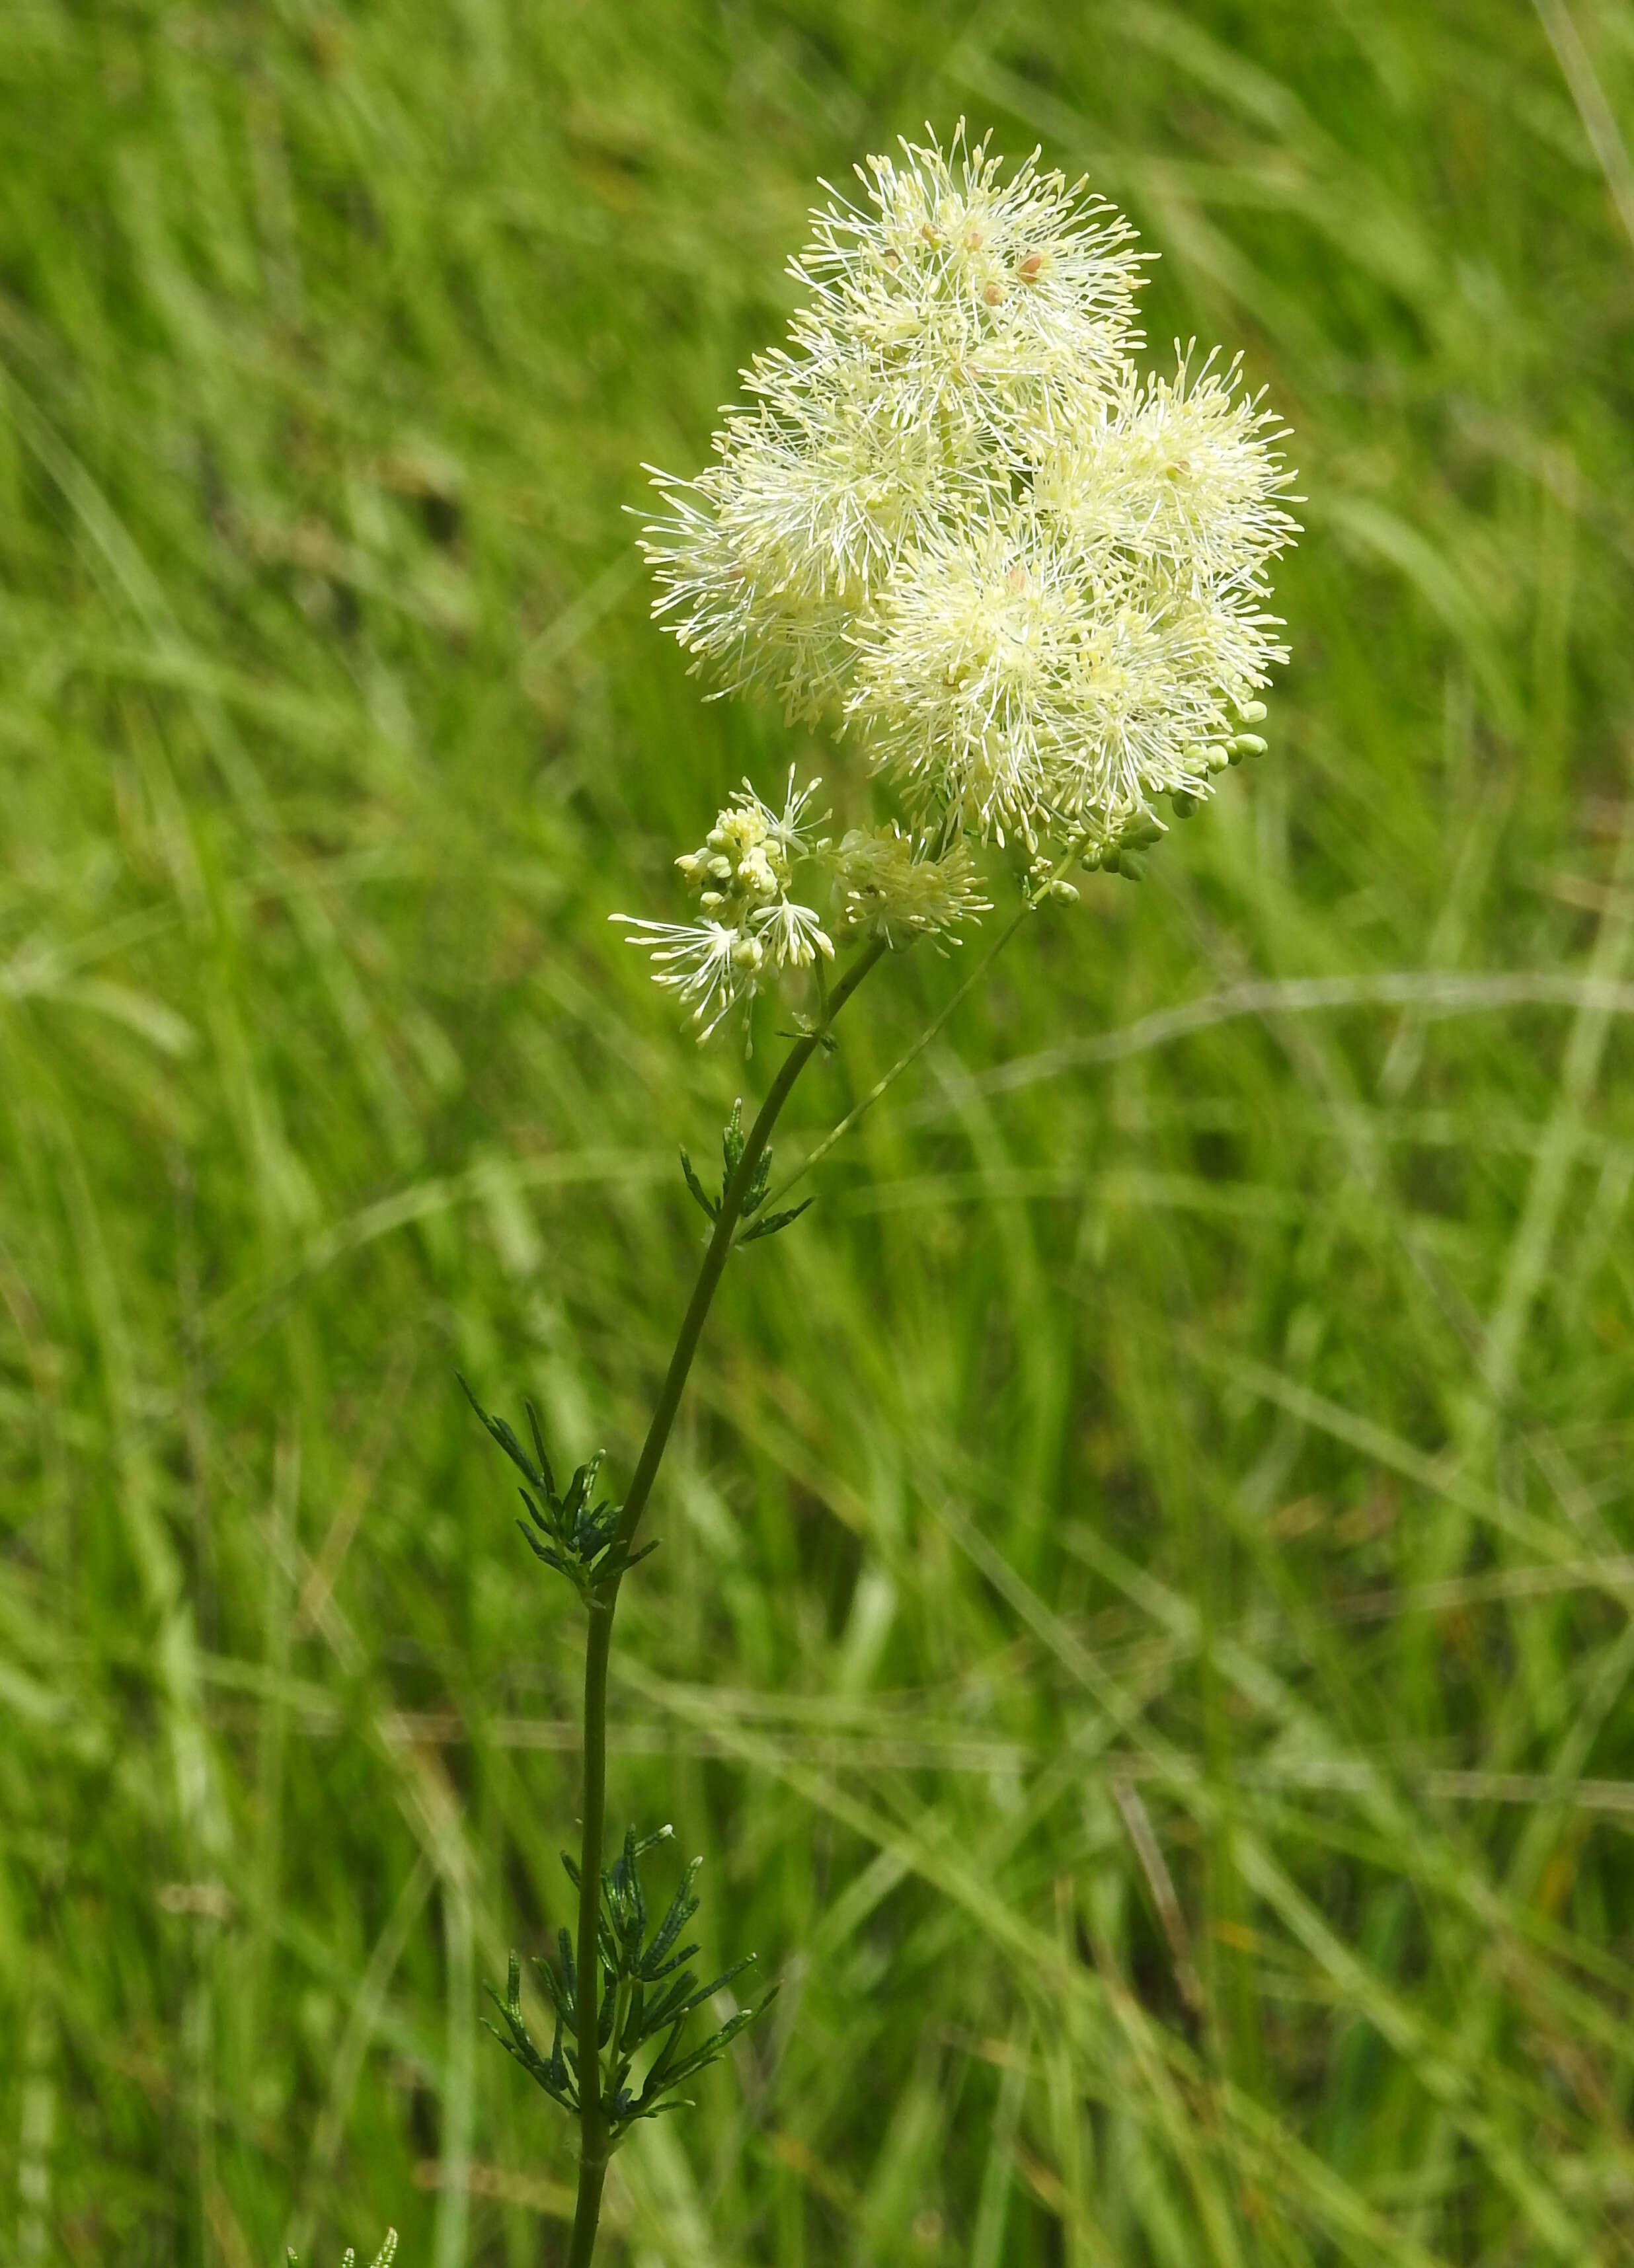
[3, 0, 1634, 2261]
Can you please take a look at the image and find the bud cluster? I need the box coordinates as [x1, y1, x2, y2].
[615, 775, 833, 1040]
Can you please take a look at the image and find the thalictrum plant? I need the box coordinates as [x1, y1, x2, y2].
[468, 120, 1296, 2268]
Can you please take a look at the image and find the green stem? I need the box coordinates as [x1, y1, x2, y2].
[565, 2143, 608, 2268]
[565, 1597, 613, 2268]
[758, 833, 1094, 1214]
[563, 935, 886, 2268]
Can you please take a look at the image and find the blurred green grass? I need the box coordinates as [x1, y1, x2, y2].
[3, 0, 1634, 2260]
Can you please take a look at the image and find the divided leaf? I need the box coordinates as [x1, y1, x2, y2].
[740, 1198, 812, 1244]
[465, 1381, 648, 1604]
[488, 1824, 775, 2150]
[679, 1101, 812, 1246]
[680, 1146, 718, 1221]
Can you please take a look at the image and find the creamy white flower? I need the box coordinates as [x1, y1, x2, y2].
[1032, 345, 1300, 581]
[756, 769, 828, 860]
[832, 823, 991, 944]
[615, 771, 834, 1037]
[637, 120, 1296, 971]
[848, 510, 1284, 844]
[794, 124, 1144, 413]
[290, 2226, 397, 2268]
[613, 917, 764, 1041]
[674, 773, 828, 913]
[642, 122, 1153, 724]
[753, 895, 836, 969]
[642, 456, 861, 720]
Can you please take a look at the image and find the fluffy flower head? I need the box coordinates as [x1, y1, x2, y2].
[833, 825, 991, 946]
[626, 130, 1299, 1038]
[793, 128, 1146, 421]
[642, 124, 1297, 858]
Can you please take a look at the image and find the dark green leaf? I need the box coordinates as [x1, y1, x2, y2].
[679, 1147, 718, 1221]
[740, 1198, 812, 1244]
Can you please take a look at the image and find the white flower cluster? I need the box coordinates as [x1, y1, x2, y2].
[615, 776, 835, 1040]
[616, 775, 990, 1039]
[622, 124, 1296, 1037]
[833, 824, 991, 946]
[642, 122, 1296, 856]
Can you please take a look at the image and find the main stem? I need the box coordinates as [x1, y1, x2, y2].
[564, 938, 886, 2268]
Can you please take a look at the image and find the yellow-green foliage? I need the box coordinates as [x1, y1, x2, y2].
[2, 3, 1634, 2263]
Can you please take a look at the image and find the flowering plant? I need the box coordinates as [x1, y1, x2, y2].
[471, 122, 1296, 2268]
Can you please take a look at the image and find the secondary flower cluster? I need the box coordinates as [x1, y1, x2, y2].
[615, 776, 832, 1039]
[832, 823, 990, 946]
[617, 776, 983, 1038]
[622, 122, 1297, 1038]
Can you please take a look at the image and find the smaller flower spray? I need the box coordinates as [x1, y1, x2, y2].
[613, 773, 833, 1038]
[473, 123, 1296, 2268]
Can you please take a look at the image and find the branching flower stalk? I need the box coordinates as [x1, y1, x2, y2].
[469, 121, 1296, 2268]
